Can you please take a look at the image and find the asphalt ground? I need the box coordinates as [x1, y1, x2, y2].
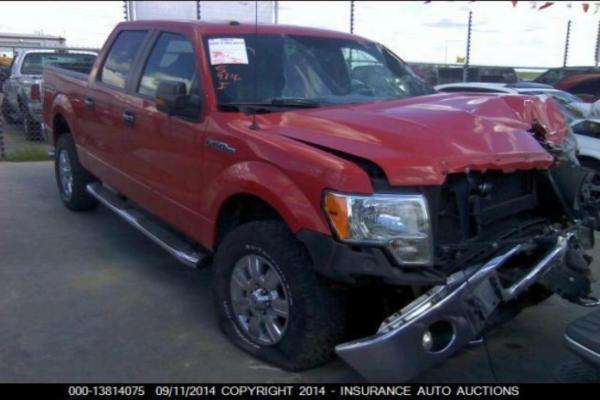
[0, 119, 599, 383]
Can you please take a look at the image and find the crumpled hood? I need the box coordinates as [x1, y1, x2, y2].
[264, 92, 568, 186]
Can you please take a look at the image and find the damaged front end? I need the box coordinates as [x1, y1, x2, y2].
[335, 121, 600, 382]
[337, 229, 589, 382]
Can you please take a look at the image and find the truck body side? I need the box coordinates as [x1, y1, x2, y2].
[43, 20, 600, 382]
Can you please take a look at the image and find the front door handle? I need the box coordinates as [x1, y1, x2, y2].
[122, 111, 135, 128]
[84, 97, 94, 110]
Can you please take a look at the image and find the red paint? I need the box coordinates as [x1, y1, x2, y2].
[554, 72, 600, 103]
[42, 20, 568, 251]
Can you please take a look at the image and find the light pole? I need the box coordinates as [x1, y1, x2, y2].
[350, 1, 355, 34]
[463, 10, 473, 82]
[595, 18, 600, 67]
[563, 19, 571, 68]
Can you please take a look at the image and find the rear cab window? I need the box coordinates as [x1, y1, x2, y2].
[21, 52, 97, 75]
[99, 30, 148, 90]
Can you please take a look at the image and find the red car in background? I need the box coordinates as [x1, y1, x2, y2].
[554, 72, 600, 103]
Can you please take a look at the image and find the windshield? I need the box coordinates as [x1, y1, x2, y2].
[204, 34, 433, 108]
[21, 52, 96, 75]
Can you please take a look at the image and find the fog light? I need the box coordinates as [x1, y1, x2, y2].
[422, 330, 433, 351]
[422, 320, 455, 353]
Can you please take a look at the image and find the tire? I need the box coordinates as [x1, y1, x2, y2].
[54, 134, 99, 211]
[213, 220, 346, 371]
[1, 97, 18, 124]
[22, 109, 42, 141]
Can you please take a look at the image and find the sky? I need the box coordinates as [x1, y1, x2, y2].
[0, 1, 599, 68]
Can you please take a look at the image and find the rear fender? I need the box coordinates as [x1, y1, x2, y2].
[47, 93, 76, 146]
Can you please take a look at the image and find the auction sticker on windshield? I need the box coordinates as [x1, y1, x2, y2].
[208, 38, 249, 65]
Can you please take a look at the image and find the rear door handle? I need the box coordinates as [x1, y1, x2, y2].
[84, 97, 94, 110]
[122, 111, 135, 128]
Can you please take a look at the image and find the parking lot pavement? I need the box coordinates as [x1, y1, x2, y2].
[0, 161, 598, 383]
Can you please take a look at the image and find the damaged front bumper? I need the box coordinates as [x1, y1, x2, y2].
[336, 232, 574, 382]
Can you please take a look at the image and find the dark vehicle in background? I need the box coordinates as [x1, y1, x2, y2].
[535, 66, 600, 85]
[409, 63, 518, 85]
[1, 49, 97, 140]
[554, 72, 600, 103]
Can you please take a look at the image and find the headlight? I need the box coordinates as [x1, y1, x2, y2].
[323, 191, 433, 265]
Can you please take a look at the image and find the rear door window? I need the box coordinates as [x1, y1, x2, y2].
[100, 30, 148, 90]
[137, 32, 197, 97]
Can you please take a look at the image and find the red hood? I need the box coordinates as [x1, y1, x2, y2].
[260, 92, 568, 186]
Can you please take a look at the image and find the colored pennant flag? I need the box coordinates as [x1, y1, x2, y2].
[539, 2, 554, 11]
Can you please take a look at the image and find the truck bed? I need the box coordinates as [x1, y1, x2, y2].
[42, 65, 90, 146]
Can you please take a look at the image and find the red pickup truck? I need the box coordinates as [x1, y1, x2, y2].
[43, 20, 599, 382]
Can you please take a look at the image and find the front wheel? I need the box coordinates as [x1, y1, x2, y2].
[213, 220, 346, 371]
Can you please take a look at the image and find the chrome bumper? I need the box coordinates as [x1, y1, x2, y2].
[336, 233, 573, 382]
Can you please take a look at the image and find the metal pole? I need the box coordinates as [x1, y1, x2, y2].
[595, 18, 600, 67]
[196, 0, 201, 20]
[350, 1, 355, 34]
[564, 20, 571, 67]
[123, 0, 129, 21]
[463, 10, 472, 82]
[274, 1, 279, 24]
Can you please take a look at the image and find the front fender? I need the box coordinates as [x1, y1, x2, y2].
[202, 160, 331, 247]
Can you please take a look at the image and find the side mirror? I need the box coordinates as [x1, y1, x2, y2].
[156, 81, 202, 120]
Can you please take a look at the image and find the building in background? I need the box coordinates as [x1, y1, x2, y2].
[0, 33, 65, 56]
[125, 1, 276, 23]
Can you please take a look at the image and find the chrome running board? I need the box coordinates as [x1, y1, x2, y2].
[86, 182, 206, 268]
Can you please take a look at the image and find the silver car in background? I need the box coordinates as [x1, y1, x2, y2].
[1, 49, 96, 140]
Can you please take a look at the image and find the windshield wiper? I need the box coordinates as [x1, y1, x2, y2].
[269, 98, 321, 108]
[219, 98, 321, 114]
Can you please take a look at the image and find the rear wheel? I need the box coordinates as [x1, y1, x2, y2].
[54, 134, 99, 211]
[1, 97, 18, 124]
[213, 220, 346, 370]
[22, 109, 42, 141]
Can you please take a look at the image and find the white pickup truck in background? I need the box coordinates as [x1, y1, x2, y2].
[1, 49, 96, 140]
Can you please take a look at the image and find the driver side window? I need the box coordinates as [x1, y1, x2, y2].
[137, 32, 197, 98]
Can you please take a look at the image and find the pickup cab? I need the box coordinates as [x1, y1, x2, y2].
[43, 20, 600, 382]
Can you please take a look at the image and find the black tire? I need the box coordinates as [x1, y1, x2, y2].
[54, 134, 99, 211]
[22, 109, 42, 141]
[213, 220, 346, 371]
[1, 97, 18, 124]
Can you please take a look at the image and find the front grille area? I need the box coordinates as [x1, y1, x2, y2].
[425, 170, 558, 273]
